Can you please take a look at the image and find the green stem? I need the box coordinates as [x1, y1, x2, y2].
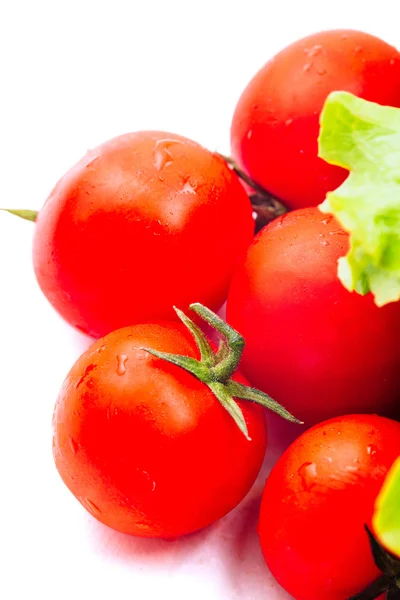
[1, 209, 38, 222]
[189, 303, 244, 381]
[142, 303, 302, 439]
[226, 380, 301, 424]
[218, 154, 270, 197]
[209, 381, 250, 441]
[347, 575, 389, 600]
[173, 306, 215, 366]
[217, 155, 288, 232]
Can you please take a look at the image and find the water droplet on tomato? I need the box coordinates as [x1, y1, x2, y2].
[75, 364, 96, 388]
[135, 522, 152, 533]
[298, 462, 317, 491]
[321, 215, 333, 225]
[153, 138, 183, 171]
[182, 177, 196, 194]
[80, 497, 101, 517]
[303, 62, 312, 73]
[367, 444, 378, 456]
[285, 118, 293, 126]
[317, 68, 326, 76]
[307, 44, 323, 57]
[329, 229, 347, 236]
[95, 345, 106, 354]
[85, 156, 99, 169]
[321, 240, 330, 247]
[69, 437, 78, 454]
[247, 130, 253, 139]
[154, 148, 173, 170]
[341, 33, 348, 40]
[345, 465, 358, 472]
[116, 353, 128, 376]
[390, 59, 396, 66]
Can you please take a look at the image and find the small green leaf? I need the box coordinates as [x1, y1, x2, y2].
[189, 303, 244, 381]
[318, 91, 400, 307]
[173, 306, 215, 366]
[1, 209, 38, 222]
[373, 457, 400, 557]
[209, 381, 250, 441]
[226, 379, 303, 424]
[141, 347, 211, 383]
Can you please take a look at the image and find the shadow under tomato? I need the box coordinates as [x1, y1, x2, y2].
[83, 408, 303, 599]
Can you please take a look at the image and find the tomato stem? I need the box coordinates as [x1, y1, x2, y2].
[142, 303, 302, 439]
[0, 209, 38, 222]
[347, 575, 389, 600]
[190, 303, 244, 381]
[217, 154, 288, 232]
[219, 154, 270, 197]
[348, 526, 400, 599]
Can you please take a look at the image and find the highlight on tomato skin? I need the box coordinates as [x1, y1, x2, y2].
[32, 130, 254, 339]
[226, 207, 400, 426]
[258, 414, 400, 600]
[230, 29, 400, 209]
[52, 318, 268, 539]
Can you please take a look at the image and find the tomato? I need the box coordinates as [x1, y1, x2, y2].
[33, 131, 254, 338]
[231, 29, 400, 209]
[226, 207, 400, 425]
[52, 319, 267, 538]
[258, 414, 400, 600]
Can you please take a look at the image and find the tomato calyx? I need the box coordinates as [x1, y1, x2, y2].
[0, 209, 38, 222]
[348, 526, 400, 600]
[142, 303, 301, 439]
[218, 154, 287, 232]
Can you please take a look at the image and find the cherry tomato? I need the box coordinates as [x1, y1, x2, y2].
[258, 414, 400, 600]
[52, 321, 267, 538]
[226, 207, 400, 425]
[33, 132, 254, 338]
[231, 29, 400, 209]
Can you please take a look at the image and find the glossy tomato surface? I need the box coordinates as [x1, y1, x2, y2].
[52, 321, 267, 538]
[33, 132, 254, 338]
[258, 414, 400, 600]
[226, 207, 400, 425]
[231, 29, 400, 208]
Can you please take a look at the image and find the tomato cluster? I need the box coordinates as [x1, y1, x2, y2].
[11, 28, 400, 600]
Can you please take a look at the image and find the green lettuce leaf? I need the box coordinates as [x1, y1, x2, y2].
[373, 457, 400, 557]
[318, 91, 400, 307]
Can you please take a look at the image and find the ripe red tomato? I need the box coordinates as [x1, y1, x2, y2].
[231, 29, 400, 209]
[226, 207, 400, 425]
[52, 321, 267, 538]
[258, 414, 400, 600]
[33, 132, 254, 338]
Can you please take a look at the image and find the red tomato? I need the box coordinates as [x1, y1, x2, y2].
[258, 414, 400, 600]
[231, 29, 400, 209]
[33, 132, 254, 338]
[52, 321, 267, 538]
[226, 207, 400, 425]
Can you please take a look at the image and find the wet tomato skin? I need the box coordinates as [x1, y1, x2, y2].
[231, 29, 400, 208]
[33, 131, 254, 338]
[226, 207, 400, 425]
[258, 414, 400, 600]
[52, 321, 267, 538]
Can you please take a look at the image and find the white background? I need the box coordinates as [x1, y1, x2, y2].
[0, 2, 398, 599]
